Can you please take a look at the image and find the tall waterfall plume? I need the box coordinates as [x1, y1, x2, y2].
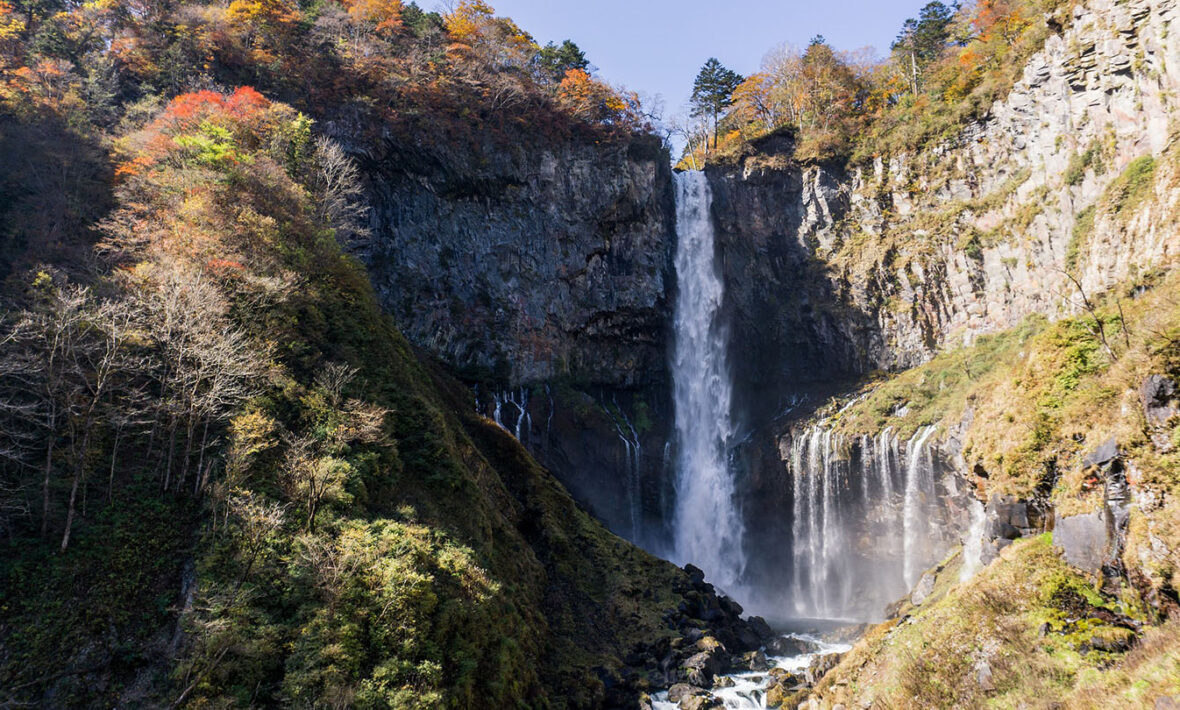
[671, 171, 744, 591]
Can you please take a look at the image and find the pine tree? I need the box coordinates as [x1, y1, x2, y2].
[690, 57, 743, 149]
[893, 2, 959, 94]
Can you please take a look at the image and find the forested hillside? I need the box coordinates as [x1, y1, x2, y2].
[0, 2, 750, 707]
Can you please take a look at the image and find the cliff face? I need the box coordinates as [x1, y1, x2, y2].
[355, 131, 678, 546]
[710, 0, 1180, 623]
[711, 0, 1179, 402]
[361, 134, 675, 388]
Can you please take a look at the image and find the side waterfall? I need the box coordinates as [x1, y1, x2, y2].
[787, 425, 955, 620]
[671, 171, 744, 591]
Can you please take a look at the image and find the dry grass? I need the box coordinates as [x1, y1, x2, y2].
[812, 536, 1166, 709]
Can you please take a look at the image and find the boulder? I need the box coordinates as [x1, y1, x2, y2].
[667, 683, 707, 703]
[748, 615, 776, 641]
[911, 571, 937, 605]
[737, 649, 771, 671]
[733, 624, 764, 653]
[767, 636, 820, 657]
[681, 650, 723, 686]
[680, 696, 723, 710]
[1053, 511, 1106, 575]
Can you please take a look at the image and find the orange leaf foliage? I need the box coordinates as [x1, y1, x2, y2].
[342, 0, 402, 34]
[161, 86, 270, 127]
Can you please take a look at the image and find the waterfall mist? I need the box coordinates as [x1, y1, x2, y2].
[773, 425, 962, 621]
[671, 171, 745, 592]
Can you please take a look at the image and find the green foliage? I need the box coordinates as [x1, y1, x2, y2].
[174, 121, 245, 168]
[1040, 318, 1104, 409]
[837, 315, 1045, 438]
[691, 57, 744, 147]
[1107, 156, 1156, 214]
[1067, 205, 1095, 271]
[1064, 140, 1109, 186]
[534, 39, 590, 83]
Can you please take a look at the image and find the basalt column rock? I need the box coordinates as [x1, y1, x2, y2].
[357, 131, 679, 547]
[362, 134, 676, 388]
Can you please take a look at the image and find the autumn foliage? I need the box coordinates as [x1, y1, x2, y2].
[703, 0, 1071, 164]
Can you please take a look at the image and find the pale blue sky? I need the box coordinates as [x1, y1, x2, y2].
[466, 1, 927, 122]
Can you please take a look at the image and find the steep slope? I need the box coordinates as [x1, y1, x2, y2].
[0, 89, 762, 709]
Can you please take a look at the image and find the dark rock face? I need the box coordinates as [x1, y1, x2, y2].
[357, 133, 679, 546]
[982, 494, 1048, 563]
[363, 135, 675, 388]
[1140, 375, 1179, 450]
[704, 156, 869, 427]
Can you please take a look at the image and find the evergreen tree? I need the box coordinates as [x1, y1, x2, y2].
[893, 2, 958, 93]
[534, 39, 590, 83]
[690, 57, 743, 149]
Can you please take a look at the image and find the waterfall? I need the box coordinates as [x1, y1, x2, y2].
[671, 171, 744, 591]
[903, 426, 938, 588]
[490, 387, 532, 447]
[609, 401, 643, 541]
[785, 423, 956, 620]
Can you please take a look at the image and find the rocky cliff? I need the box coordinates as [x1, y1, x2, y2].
[361, 132, 675, 387]
[710, 0, 1179, 405]
[707, 0, 1180, 630]
[354, 130, 679, 546]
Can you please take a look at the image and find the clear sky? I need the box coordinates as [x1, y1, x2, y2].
[465, 0, 927, 123]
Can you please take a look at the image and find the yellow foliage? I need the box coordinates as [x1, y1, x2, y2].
[443, 0, 494, 46]
[0, 0, 26, 42]
[226, 0, 299, 29]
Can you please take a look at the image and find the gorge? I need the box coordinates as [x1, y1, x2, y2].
[1, 0, 1180, 707]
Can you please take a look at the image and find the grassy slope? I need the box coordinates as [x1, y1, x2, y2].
[812, 536, 1179, 709]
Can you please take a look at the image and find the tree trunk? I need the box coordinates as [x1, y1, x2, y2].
[41, 425, 55, 539]
[60, 428, 91, 552]
[108, 424, 122, 503]
[163, 419, 178, 491]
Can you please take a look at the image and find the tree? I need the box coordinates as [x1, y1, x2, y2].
[893, 1, 958, 94]
[533, 39, 588, 83]
[690, 57, 743, 149]
[280, 363, 386, 532]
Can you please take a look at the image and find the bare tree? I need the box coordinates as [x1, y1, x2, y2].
[311, 137, 371, 248]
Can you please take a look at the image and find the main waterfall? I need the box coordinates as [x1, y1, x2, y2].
[671, 171, 745, 591]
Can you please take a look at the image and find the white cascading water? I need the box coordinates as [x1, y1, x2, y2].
[788, 424, 949, 620]
[671, 171, 744, 591]
[608, 402, 643, 541]
[903, 425, 938, 588]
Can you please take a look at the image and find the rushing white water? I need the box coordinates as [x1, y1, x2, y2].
[671, 171, 744, 591]
[786, 424, 954, 620]
[650, 633, 852, 710]
[903, 426, 938, 588]
[608, 401, 643, 541]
